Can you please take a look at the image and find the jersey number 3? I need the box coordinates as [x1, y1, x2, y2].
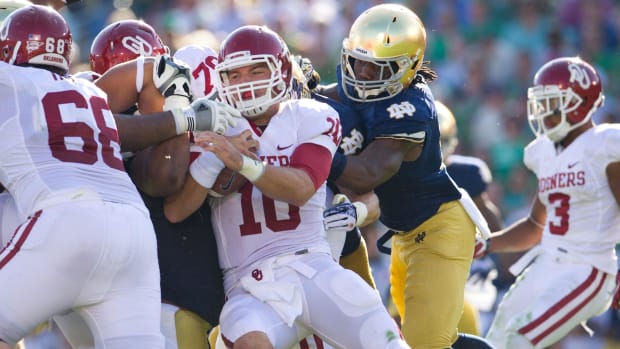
[548, 192, 570, 235]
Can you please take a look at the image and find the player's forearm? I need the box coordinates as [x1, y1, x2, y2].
[253, 167, 316, 207]
[163, 174, 208, 223]
[336, 154, 398, 194]
[314, 83, 339, 101]
[474, 194, 503, 231]
[488, 216, 543, 254]
[334, 138, 410, 194]
[115, 112, 178, 152]
[130, 134, 190, 197]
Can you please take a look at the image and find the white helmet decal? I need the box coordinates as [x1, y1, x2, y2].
[568, 62, 591, 89]
[121, 35, 154, 56]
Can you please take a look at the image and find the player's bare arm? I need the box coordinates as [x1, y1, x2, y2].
[314, 82, 339, 101]
[96, 57, 162, 114]
[336, 137, 422, 194]
[163, 174, 209, 223]
[113, 111, 178, 152]
[196, 132, 317, 207]
[607, 161, 620, 207]
[487, 196, 546, 254]
[473, 193, 503, 232]
[129, 133, 190, 197]
[97, 56, 192, 196]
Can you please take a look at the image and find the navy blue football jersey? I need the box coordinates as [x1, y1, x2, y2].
[336, 66, 461, 231]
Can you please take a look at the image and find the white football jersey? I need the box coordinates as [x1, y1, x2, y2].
[524, 124, 620, 274]
[173, 44, 218, 99]
[0, 62, 145, 217]
[209, 98, 340, 291]
[0, 191, 21, 246]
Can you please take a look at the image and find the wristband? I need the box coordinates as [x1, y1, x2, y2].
[328, 152, 347, 183]
[239, 155, 265, 182]
[189, 151, 225, 189]
[171, 107, 196, 134]
[352, 201, 368, 226]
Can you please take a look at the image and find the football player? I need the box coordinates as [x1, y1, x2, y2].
[91, 21, 242, 349]
[475, 56, 620, 349]
[312, 4, 494, 348]
[164, 24, 409, 349]
[21, 18, 239, 349]
[0, 5, 163, 348]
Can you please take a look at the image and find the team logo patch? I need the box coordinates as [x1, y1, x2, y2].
[340, 128, 364, 155]
[26, 40, 43, 53]
[568, 62, 591, 89]
[387, 101, 416, 120]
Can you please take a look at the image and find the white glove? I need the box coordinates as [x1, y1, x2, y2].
[189, 151, 225, 189]
[170, 97, 241, 135]
[322, 194, 368, 234]
[152, 54, 192, 110]
[191, 97, 241, 134]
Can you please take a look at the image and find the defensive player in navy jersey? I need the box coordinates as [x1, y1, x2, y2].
[312, 4, 494, 349]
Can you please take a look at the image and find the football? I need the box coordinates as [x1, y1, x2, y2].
[209, 167, 248, 197]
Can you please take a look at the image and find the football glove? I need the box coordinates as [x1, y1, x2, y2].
[322, 194, 368, 235]
[153, 54, 193, 111]
[294, 55, 320, 92]
[612, 271, 620, 310]
[171, 97, 241, 135]
[473, 237, 489, 259]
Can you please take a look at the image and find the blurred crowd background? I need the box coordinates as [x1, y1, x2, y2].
[45, 0, 620, 347]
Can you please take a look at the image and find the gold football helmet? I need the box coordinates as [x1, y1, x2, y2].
[436, 101, 458, 157]
[341, 3, 426, 102]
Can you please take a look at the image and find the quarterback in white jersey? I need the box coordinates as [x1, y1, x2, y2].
[164, 25, 408, 349]
[476, 57, 620, 349]
[0, 6, 162, 349]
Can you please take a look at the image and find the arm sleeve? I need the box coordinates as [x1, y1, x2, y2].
[290, 143, 332, 190]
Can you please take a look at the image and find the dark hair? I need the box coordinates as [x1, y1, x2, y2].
[414, 61, 437, 83]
